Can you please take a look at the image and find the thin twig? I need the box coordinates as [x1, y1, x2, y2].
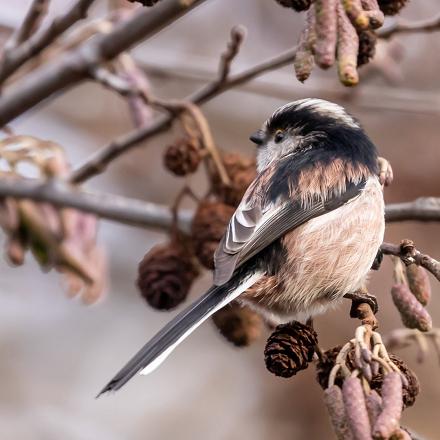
[217, 25, 247, 83]
[0, 0, 96, 85]
[378, 13, 440, 39]
[381, 240, 440, 282]
[5, 0, 51, 50]
[116, 53, 153, 128]
[69, 46, 298, 183]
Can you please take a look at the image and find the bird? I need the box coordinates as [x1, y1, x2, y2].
[98, 98, 385, 396]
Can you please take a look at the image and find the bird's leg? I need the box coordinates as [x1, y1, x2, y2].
[371, 247, 383, 270]
[344, 288, 378, 329]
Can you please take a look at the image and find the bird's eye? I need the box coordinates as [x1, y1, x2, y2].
[274, 130, 285, 144]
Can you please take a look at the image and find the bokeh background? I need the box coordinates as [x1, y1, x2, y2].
[0, 0, 439, 439]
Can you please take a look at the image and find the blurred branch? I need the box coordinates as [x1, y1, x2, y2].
[385, 197, 440, 222]
[0, 178, 192, 232]
[70, 45, 299, 183]
[140, 51, 440, 116]
[378, 13, 440, 39]
[0, 0, 96, 85]
[0, 0, 208, 125]
[5, 0, 50, 50]
[383, 328, 440, 364]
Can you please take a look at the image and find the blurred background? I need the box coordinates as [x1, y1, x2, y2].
[0, 0, 439, 439]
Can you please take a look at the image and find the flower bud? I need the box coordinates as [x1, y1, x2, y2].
[406, 264, 431, 306]
[324, 385, 353, 440]
[391, 284, 432, 332]
[373, 372, 403, 439]
[342, 376, 372, 440]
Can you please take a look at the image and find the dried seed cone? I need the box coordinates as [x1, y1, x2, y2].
[324, 385, 353, 440]
[342, 376, 372, 440]
[378, 0, 409, 16]
[264, 321, 318, 378]
[191, 201, 234, 269]
[370, 353, 420, 408]
[316, 345, 343, 389]
[210, 152, 256, 207]
[406, 264, 431, 306]
[342, 0, 370, 30]
[357, 30, 377, 67]
[372, 372, 403, 439]
[164, 137, 201, 176]
[361, 0, 385, 29]
[314, 0, 338, 68]
[337, 1, 360, 86]
[137, 241, 199, 311]
[391, 284, 432, 332]
[212, 302, 264, 347]
[274, 0, 312, 11]
[294, 6, 316, 82]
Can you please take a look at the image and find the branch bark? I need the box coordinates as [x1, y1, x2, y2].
[0, 178, 192, 231]
[6, 0, 51, 50]
[0, 176, 438, 237]
[381, 240, 440, 283]
[0, 0, 208, 124]
[378, 13, 440, 39]
[385, 197, 440, 222]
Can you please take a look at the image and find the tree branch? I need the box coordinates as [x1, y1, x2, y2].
[380, 240, 440, 283]
[0, 0, 207, 125]
[0, 0, 96, 85]
[70, 46, 298, 183]
[0, 178, 192, 232]
[385, 197, 440, 223]
[5, 0, 51, 50]
[0, 176, 438, 240]
[378, 13, 440, 39]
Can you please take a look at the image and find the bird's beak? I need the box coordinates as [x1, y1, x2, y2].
[249, 129, 266, 146]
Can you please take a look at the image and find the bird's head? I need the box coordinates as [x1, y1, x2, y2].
[250, 98, 374, 172]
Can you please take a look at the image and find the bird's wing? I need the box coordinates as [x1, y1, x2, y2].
[213, 178, 366, 286]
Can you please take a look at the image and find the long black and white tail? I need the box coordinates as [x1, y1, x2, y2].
[97, 270, 263, 397]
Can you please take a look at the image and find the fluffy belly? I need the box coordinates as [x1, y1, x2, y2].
[241, 177, 385, 323]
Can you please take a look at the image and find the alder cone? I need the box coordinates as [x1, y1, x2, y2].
[137, 242, 199, 310]
[211, 152, 256, 207]
[377, 0, 409, 15]
[316, 345, 343, 389]
[191, 201, 234, 269]
[164, 137, 201, 176]
[264, 321, 318, 378]
[317, 347, 419, 409]
[212, 302, 264, 347]
[357, 30, 377, 67]
[370, 353, 420, 408]
[274, 0, 312, 11]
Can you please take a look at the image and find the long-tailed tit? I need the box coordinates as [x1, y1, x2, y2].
[98, 98, 384, 396]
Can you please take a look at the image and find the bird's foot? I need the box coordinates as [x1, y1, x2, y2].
[344, 289, 378, 329]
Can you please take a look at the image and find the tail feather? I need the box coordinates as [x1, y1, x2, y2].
[97, 270, 263, 397]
